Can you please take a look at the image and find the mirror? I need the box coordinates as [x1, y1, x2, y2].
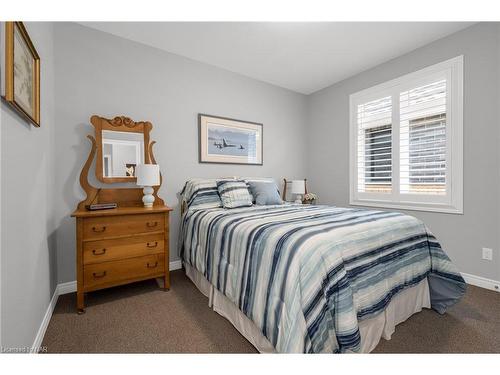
[102, 130, 144, 178]
[91, 115, 152, 184]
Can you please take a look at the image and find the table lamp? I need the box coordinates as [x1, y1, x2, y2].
[136, 164, 160, 208]
[291, 180, 305, 204]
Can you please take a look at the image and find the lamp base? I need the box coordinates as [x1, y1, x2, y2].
[142, 186, 155, 208]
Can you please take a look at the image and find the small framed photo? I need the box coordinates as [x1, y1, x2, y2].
[125, 163, 137, 177]
[198, 114, 263, 165]
[3, 22, 41, 127]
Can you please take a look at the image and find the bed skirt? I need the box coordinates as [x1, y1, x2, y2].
[183, 262, 431, 353]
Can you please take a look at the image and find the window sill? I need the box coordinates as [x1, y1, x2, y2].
[349, 199, 463, 215]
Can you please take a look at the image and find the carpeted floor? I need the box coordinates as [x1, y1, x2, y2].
[42, 270, 500, 353]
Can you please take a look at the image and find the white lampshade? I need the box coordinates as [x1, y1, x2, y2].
[136, 164, 160, 186]
[291, 180, 305, 194]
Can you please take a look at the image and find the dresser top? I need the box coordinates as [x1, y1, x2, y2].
[71, 205, 172, 218]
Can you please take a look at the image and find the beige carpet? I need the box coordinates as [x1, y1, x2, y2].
[42, 270, 500, 353]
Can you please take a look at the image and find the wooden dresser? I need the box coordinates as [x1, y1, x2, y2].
[71, 115, 172, 313]
[72, 206, 172, 313]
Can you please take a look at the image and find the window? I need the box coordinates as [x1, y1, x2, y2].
[357, 96, 393, 193]
[350, 56, 463, 214]
[364, 124, 392, 192]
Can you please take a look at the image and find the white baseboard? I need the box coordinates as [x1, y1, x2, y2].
[461, 272, 500, 292]
[31, 284, 60, 352]
[57, 280, 77, 295]
[56, 260, 182, 296]
[33, 264, 495, 351]
[170, 259, 182, 271]
[32, 260, 184, 351]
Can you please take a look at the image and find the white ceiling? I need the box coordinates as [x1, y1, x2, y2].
[80, 22, 473, 94]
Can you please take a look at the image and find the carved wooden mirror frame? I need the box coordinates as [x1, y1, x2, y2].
[92, 115, 152, 183]
[77, 115, 164, 210]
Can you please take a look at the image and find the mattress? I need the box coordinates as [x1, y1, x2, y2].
[179, 204, 465, 353]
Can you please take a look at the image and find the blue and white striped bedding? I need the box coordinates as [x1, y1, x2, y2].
[181, 178, 222, 209]
[180, 204, 466, 353]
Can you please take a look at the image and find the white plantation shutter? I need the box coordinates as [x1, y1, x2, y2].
[350, 56, 463, 213]
[357, 96, 392, 193]
[400, 80, 447, 195]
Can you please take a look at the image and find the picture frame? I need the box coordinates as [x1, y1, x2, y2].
[3, 22, 41, 127]
[198, 114, 263, 165]
[125, 163, 137, 177]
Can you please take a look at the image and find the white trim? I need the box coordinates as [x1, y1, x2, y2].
[349, 55, 464, 214]
[169, 259, 182, 271]
[32, 260, 184, 351]
[350, 56, 463, 100]
[57, 260, 183, 296]
[57, 280, 77, 295]
[349, 200, 463, 214]
[31, 284, 60, 353]
[29, 263, 500, 352]
[461, 273, 500, 292]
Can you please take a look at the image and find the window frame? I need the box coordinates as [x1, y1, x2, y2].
[349, 56, 463, 214]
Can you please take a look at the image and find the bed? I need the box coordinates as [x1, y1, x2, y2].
[179, 180, 466, 353]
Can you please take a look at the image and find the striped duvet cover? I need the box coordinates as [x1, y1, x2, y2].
[179, 204, 466, 353]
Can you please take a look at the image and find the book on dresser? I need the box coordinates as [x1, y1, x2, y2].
[71, 115, 172, 314]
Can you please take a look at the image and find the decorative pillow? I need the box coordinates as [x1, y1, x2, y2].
[216, 179, 253, 209]
[181, 179, 223, 209]
[247, 180, 282, 205]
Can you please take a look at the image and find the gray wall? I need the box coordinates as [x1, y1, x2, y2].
[54, 23, 308, 283]
[0, 22, 57, 347]
[306, 23, 500, 281]
[1, 21, 498, 348]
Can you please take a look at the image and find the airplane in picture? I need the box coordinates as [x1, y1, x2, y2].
[213, 138, 237, 149]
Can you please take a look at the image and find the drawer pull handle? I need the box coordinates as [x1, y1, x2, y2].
[92, 271, 107, 278]
[147, 261, 158, 269]
[146, 221, 158, 228]
[92, 226, 106, 233]
[147, 241, 158, 248]
[92, 248, 107, 256]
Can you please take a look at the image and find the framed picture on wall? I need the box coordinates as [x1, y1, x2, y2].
[3, 22, 41, 127]
[198, 114, 263, 165]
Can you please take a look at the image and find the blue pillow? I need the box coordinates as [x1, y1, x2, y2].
[247, 180, 282, 205]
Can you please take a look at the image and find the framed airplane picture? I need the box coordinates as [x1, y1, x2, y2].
[3, 22, 41, 127]
[198, 114, 263, 165]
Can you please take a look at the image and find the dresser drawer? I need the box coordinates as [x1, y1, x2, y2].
[82, 213, 165, 240]
[84, 253, 165, 291]
[83, 233, 165, 265]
